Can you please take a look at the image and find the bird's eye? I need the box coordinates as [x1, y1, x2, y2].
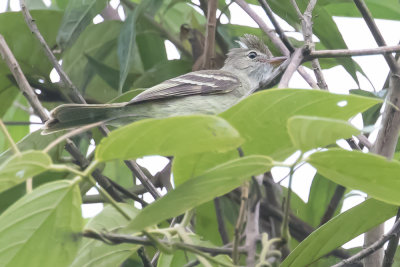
[248, 51, 257, 59]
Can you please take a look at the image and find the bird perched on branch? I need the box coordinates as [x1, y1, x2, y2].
[44, 34, 288, 134]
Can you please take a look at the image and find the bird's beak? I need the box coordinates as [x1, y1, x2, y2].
[267, 56, 288, 67]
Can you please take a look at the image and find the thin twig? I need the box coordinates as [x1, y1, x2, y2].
[0, 119, 20, 155]
[382, 209, 400, 267]
[332, 216, 400, 267]
[232, 181, 249, 264]
[20, 0, 85, 104]
[292, 0, 328, 90]
[319, 185, 346, 226]
[353, 0, 399, 73]
[83, 230, 247, 255]
[309, 45, 400, 58]
[3, 121, 43, 125]
[258, 0, 295, 53]
[214, 197, 230, 245]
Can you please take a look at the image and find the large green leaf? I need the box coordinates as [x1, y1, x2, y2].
[0, 180, 83, 267]
[0, 150, 52, 193]
[306, 174, 343, 228]
[71, 204, 139, 267]
[324, 0, 400, 21]
[307, 149, 400, 205]
[281, 199, 397, 267]
[221, 89, 380, 160]
[56, 0, 107, 50]
[126, 155, 273, 232]
[287, 115, 360, 151]
[118, 0, 161, 94]
[96, 115, 243, 162]
[62, 21, 143, 102]
[173, 89, 381, 185]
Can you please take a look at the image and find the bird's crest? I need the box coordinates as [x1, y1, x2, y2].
[236, 34, 272, 56]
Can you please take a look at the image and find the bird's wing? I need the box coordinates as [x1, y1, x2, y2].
[127, 70, 241, 105]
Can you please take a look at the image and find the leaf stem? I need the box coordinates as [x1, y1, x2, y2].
[0, 119, 20, 155]
[87, 175, 131, 220]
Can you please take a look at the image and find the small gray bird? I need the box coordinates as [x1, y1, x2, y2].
[44, 34, 288, 133]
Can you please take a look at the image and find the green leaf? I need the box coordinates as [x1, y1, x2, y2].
[306, 174, 343, 228]
[0, 10, 62, 76]
[350, 89, 385, 126]
[56, 0, 107, 49]
[308, 149, 400, 205]
[95, 115, 243, 162]
[325, 0, 400, 21]
[0, 130, 65, 165]
[126, 155, 273, 232]
[108, 88, 145, 103]
[0, 180, 83, 267]
[0, 150, 52, 193]
[173, 89, 381, 185]
[287, 115, 360, 151]
[118, 11, 137, 94]
[221, 89, 380, 160]
[281, 199, 397, 267]
[71, 204, 139, 267]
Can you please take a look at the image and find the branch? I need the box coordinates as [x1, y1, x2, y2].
[201, 0, 217, 69]
[234, 0, 289, 56]
[354, 0, 399, 73]
[319, 185, 346, 226]
[292, 0, 328, 90]
[278, 48, 304, 88]
[83, 230, 247, 255]
[309, 45, 400, 58]
[0, 35, 48, 121]
[258, 0, 295, 53]
[332, 216, 400, 267]
[214, 197, 229, 245]
[20, 0, 85, 104]
[382, 209, 400, 267]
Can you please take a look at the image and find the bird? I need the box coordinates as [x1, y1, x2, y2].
[43, 34, 288, 134]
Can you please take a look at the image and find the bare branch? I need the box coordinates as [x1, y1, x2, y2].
[214, 197, 230, 245]
[309, 45, 400, 58]
[201, 0, 218, 69]
[319, 185, 346, 226]
[332, 216, 400, 267]
[258, 0, 295, 53]
[83, 230, 247, 255]
[20, 0, 85, 104]
[382, 209, 400, 267]
[0, 35, 48, 121]
[278, 48, 304, 88]
[354, 0, 399, 73]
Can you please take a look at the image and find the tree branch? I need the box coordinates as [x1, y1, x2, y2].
[201, 0, 217, 69]
[83, 230, 247, 255]
[332, 216, 400, 267]
[309, 45, 400, 58]
[278, 48, 304, 88]
[382, 209, 400, 267]
[20, 0, 85, 104]
[0, 35, 48, 121]
[258, 0, 295, 53]
[353, 0, 399, 73]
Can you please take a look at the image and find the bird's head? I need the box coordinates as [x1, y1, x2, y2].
[222, 34, 288, 91]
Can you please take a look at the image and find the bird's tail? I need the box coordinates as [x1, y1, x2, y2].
[43, 103, 126, 134]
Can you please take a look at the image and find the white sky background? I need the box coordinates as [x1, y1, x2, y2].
[2, 0, 400, 249]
